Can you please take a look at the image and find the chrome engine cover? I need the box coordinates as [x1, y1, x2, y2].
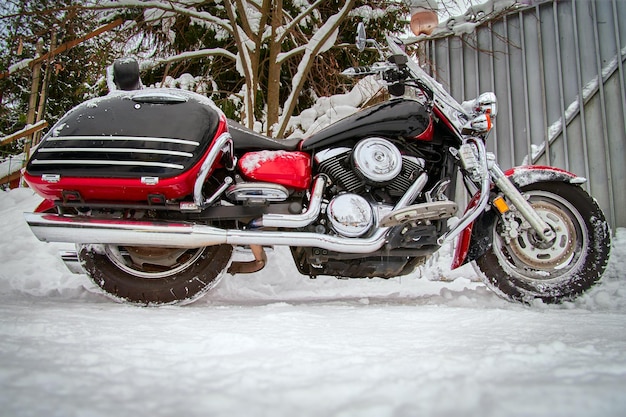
[327, 193, 374, 237]
[352, 137, 402, 183]
[225, 182, 289, 203]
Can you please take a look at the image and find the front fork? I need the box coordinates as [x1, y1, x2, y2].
[440, 138, 554, 246]
[488, 163, 555, 242]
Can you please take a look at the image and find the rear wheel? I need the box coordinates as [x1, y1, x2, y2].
[78, 244, 233, 305]
[474, 182, 611, 304]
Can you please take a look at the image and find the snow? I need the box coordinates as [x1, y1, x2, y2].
[288, 76, 385, 137]
[239, 150, 301, 172]
[7, 58, 33, 75]
[1, 187, 625, 416]
[0, 153, 26, 181]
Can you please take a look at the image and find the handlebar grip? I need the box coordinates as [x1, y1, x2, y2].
[354, 66, 373, 74]
[341, 66, 373, 76]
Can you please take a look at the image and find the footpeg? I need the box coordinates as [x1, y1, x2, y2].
[379, 201, 458, 227]
[227, 244, 267, 274]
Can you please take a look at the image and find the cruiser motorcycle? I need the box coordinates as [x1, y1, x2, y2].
[23, 28, 611, 305]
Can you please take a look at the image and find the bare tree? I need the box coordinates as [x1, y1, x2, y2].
[84, 0, 396, 137]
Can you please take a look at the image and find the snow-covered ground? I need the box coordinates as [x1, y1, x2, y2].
[1, 187, 625, 417]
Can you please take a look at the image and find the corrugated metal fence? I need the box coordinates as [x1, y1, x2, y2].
[422, 0, 626, 230]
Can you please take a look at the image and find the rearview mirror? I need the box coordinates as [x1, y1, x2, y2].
[356, 22, 366, 52]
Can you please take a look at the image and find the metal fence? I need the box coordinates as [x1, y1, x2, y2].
[422, 0, 626, 230]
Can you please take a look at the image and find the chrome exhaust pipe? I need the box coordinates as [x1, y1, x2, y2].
[24, 212, 389, 253]
[25, 169, 431, 255]
[250, 175, 327, 228]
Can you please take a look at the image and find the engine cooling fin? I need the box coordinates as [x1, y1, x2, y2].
[317, 147, 424, 197]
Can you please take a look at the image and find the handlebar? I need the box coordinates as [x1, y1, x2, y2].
[343, 30, 474, 138]
[341, 66, 375, 76]
[341, 63, 396, 77]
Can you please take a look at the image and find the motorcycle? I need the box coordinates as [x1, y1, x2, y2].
[23, 26, 611, 306]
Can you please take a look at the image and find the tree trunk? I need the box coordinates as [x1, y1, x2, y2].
[276, 0, 356, 138]
[266, 0, 283, 137]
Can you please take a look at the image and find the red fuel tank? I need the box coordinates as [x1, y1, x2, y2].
[238, 150, 312, 190]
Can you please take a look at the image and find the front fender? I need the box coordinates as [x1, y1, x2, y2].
[451, 165, 585, 269]
[504, 165, 585, 188]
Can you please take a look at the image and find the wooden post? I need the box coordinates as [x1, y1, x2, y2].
[26, 39, 44, 127]
[22, 39, 44, 175]
[34, 31, 57, 145]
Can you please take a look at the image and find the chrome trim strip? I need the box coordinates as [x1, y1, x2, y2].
[30, 159, 185, 169]
[48, 136, 200, 146]
[38, 148, 194, 158]
[59, 250, 84, 274]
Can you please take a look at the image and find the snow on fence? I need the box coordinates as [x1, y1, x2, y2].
[0, 120, 48, 148]
[0, 120, 48, 188]
[421, 0, 626, 230]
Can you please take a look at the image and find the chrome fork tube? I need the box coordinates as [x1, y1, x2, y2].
[438, 137, 553, 244]
[489, 163, 554, 242]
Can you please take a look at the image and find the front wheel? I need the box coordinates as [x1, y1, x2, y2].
[78, 244, 233, 305]
[474, 182, 611, 304]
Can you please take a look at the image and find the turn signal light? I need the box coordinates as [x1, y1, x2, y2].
[493, 196, 510, 214]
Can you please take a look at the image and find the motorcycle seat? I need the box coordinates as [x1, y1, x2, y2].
[227, 120, 302, 151]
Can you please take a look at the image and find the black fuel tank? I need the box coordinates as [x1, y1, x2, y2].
[301, 98, 431, 151]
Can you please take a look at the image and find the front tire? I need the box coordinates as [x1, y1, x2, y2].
[474, 182, 611, 304]
[79, 244, 233, 305]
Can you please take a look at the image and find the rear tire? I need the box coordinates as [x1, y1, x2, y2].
[474, 182, 611, 304]
[79, 244, 233, 305]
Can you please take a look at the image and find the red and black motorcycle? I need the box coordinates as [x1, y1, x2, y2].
[23, 30, 611, 305]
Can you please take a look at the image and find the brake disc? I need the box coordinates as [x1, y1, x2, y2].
[507, 200, 577, 271]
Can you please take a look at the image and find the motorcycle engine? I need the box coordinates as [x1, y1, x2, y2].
[316, 137, 425, 198]
[352, 137, 402, 183]
[314, 137, 426, 239]
[294, 138, 430, 278]
[292, 138, 432, 279]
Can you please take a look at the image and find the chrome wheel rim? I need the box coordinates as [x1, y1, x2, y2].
[104, 245, 205, 279]
[493, 190, 587, 282]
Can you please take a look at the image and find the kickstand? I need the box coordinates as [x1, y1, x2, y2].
[227, 244, 267, 274]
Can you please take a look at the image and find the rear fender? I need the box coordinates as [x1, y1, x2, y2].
[451, 166, 584, 269]
[34, 199, 56, 213]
